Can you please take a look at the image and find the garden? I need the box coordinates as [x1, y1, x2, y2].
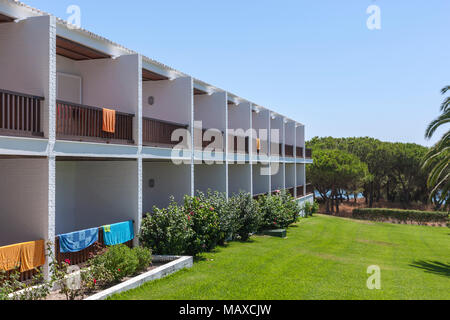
[1, 190, 317, 300]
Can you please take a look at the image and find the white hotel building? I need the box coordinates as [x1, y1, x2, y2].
[0, 1, 313, 276]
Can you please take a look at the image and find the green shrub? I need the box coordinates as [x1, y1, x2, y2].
[201, 190, 239, 245]
[230, 192, 261, 241]
[134, 247, 152, 273]
[280, 190, 302, 224]
[91, 244, 139, 283]
[139, 198, 193, 255]
[303, 200, 319, 217]
[184, 194, 221, 255]
[352, 208, 449, 224]
[259, 194, 293, 230]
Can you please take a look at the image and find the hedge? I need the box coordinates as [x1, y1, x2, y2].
[352, 208, 449, 224]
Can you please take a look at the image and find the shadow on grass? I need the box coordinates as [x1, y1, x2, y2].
[410, 260, 450, 277]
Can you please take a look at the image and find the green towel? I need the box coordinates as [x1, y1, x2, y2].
[103, 225, 111, 233]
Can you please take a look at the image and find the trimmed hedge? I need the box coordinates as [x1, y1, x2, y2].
[352, 208, 449, 224]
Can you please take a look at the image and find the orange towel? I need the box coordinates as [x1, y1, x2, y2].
[256, 138, 261, 151]
[0, 243, 22, 271]
[102, 108, 116, 133]
[20, 240, 45, 272]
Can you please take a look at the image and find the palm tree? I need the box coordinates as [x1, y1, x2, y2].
[423, 86, 450, 209]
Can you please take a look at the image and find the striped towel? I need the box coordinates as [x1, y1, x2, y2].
[59, 228, 98, 253]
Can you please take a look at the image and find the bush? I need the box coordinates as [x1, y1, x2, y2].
[230, 192, 261, 241]
[139, 198, 193, 255]
[134, 247, 152, 273]
[352, 208, 449, 224]
[304, 200, 319, 217]
[259, 194, 293, 230]
[280, 190, 302, 225]
[201, 190, 239, 245]
[184, 194, 221, 255]
[90, 244, 139, 283]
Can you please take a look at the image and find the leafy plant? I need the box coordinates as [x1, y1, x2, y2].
[230, 192, 261, 241]
[352, 208, 449, 225]
[258, 194, 292, 230]
[134, 246, 152, 273]
[139, 197, 193, 255]
[184, 194, 221, 255]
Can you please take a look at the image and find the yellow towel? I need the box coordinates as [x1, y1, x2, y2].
[20, 240, 45, 272]
[0, 243, 22, 271]
[256, 138, 261, 151]
[102, 108, 116, 133]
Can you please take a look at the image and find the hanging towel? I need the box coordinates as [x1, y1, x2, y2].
[59, 228, 99, 253]
[0, 243, 22, 271]
[256, 138, 261, 151]
[20, 240, 45, 272]
[103, 221, 134, 246]
[102, 108, 116, 133]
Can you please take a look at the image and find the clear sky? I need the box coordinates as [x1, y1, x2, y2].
[25, 0, 449, 146]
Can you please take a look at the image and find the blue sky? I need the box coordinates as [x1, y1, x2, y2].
[26, 0, 449, 146]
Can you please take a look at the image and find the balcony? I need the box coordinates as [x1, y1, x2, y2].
[296, 147, 304, 158]
[0, 89, 44, 138]
[296, 185, 304, 198]
[230, 135, 250, 154]
[201, 129, 225, 151]
[143, 117, 188, 148]
[305, 148, 313, 159]
[306, 183, 314, 195]
[56, 100, 134, 144]
[285, 144, 294, 157]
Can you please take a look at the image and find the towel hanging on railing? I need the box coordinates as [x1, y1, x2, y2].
[256, 138, 261, 151]
[0, 243, 22, 271]
[102, 108, 116, 133]
[0, 240, 45, 272]
[58, 228, 99, 253]
[102, 221, 134, 246]
[20, 240, 45, 272]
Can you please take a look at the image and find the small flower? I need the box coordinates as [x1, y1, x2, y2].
[93, 279, 97, 284]
[118, 268, 121, 272]
[210, 207, 214, 211]
[65, 259, 71, 265]
[190, 211, 195, 216]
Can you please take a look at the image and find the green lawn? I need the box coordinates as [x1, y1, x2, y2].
[111, 215, 450, 300]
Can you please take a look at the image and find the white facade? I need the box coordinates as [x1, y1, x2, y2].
[0, 1, 314, 277]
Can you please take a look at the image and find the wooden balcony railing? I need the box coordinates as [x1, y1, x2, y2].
[231, 135, 249, 154]
[0, 89, 44, 137]
[285, 144, 294, 157]
[296, 186, 304, 198]
[201, 129, 225, 150]
[56, 101, 134, 144]
[296, 147, 304, 158]
[305, 148, 313, 159]
[288, 187, 295, 198]
[55, 227, 133, 266]
[143, 117, 188, 147]
[306, 183, 314, 195]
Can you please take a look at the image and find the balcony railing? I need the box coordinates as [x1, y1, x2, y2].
[271, 144, 283, 156]
[285, 144, 294, 157]
[143, 117, 188, 147]
[201, 129, 225, 150]
[306, 183, 314, 195]
[0, 89, 44, 138]
[296, 185, 304, 198]
[287, 187, 295, 198]
[230, 135, 249, 154]
[56, 100, 134, 144]
[305, 148, 313, 159]
[296, 147, 304, 158]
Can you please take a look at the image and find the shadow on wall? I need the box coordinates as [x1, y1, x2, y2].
[410, 260, 450, 278]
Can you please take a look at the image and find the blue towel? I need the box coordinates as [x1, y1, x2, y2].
[103, 221, 134, 246]
[59, 228, 98, 253]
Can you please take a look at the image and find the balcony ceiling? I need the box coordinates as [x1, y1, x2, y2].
[0, 13, 14, 23]
[142, 68, 169, 81]
[56, 36, 111, 60]
[194, 88, 208, 95]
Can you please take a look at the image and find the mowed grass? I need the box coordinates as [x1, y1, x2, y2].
[111, 215, 450, 300]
